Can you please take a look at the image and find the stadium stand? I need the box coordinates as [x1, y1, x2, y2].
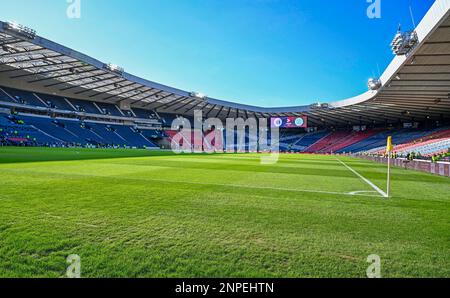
[132, 108, 158, 119]
[278, 132, 307, 151]
[0, 115, 60, 146]
[114, 125, 158, 147]
[290, 131, 330, 152]
[2, 101, 449, 155]
[164, 129, 205, 151]
[95, 102, 124, 117]
[338, 128, 441, 154]
[1, 82, 448, 154]
[68, 98, 102, 114]
[0, 113, 160, 148]
[37, 93, 75, 111]
[0, 87, 162, 124]
[0, 87, 19, 103]
[17, 115, 80, 144]
[323, 130, 381, 153]
[164, 130, 186, 149]
[304, 131, 351, 153]
[402, 139, 450, 157]
[2, 87, 47, 107]
[380, 128, 450, 154]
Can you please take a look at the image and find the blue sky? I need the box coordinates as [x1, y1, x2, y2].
[1, 0, 435, 107]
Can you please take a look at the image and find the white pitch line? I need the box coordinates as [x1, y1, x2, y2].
[160, 180, 381, 198]
[137, 178, 381, 197]
[1, 167, 380, 198]
[335, 157, 388, 198]
[74, 171, 380, 198]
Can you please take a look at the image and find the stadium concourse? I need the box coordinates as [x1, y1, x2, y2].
[1, 0, 450, 162]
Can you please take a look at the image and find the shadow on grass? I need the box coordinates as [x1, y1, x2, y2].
[0, 147, 178, 164]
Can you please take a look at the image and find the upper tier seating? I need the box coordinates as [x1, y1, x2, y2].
[37, 93, 75, 111]
[0, 87, 18, 103]
[132, 108, 157, 119]
[160, 113, 182, 125]
[0, 86, 164, 126]
[68, 98, 100, 114]
[2, 87, 47, 107]
[141, 129, 166, 139]
[95, 102, 124, 117]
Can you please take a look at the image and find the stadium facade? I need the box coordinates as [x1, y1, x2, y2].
[0, 0, 449, 157]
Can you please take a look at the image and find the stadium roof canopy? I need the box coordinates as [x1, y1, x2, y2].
[0, 0, 449, 127]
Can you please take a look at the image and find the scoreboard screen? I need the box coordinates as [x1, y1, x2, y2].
[270, 116, 307, 129]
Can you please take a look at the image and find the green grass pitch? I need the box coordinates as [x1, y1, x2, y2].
[0, 147, 448, 277]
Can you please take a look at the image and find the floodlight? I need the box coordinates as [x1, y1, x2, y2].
[368, 78, 382, 91]
[190, 92, 207, 99]
[105, 63, 124, 75]
[390, 26, 418, 56]
[309, 102, 321, 109]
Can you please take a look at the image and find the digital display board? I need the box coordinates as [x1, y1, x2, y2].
[271, 116, 307, 129]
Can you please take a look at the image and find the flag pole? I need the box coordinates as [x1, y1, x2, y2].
[387, 152, 391, 198]
[386, 136, 393, 198]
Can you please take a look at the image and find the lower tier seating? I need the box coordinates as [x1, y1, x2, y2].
[0, 114, 159, 148]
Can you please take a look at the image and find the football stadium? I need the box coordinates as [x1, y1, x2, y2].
[0, 0, 449, 281]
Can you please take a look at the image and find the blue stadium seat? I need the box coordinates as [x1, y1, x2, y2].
[96, 102, 123, 117]
[0, 87, 18, 103]
[0, 115, 60, 145]
[2, 87, 47, 107]
[339, 129, 442, 153]
[296, 131, 329, 151]
[68, 98, 101, 114]
[4, 114, 159, 148]
[37, 93, 75, 111]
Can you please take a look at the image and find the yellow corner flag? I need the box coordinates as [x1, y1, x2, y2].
[386, 136, 393, 198]
[386, 136, 393, 154]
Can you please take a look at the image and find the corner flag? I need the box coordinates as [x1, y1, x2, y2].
[386, 136, 393, 198]
[386, 136, 393, 154]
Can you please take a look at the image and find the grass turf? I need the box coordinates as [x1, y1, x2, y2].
[0, 147, 448, 278]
